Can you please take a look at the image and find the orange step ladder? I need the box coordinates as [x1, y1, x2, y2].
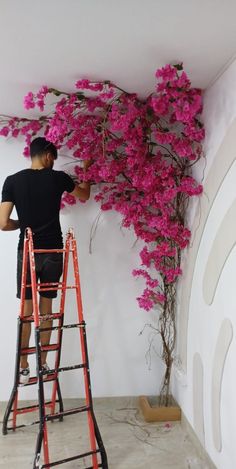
[2, 227, 108, 469]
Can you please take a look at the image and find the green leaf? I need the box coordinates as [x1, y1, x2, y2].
[173, 63, 183, 71]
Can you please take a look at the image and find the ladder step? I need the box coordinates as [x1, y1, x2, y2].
[20, 344, 59, 355]
[41, 363, 86, 375]
[45, 405, 90, 421]
[19, 373, 57, 386]
[41, 449, 100, 468]
[21, 313, 63, 323]
[85, 466, 103, 469]
[39, 322, 85, 332]
[25, 283, 77, 292]
[11, 400, 57, 415]
[38, 285, 76, 292]
[6, 405, 88, 431]
[7, 415, 45, 430]
[26, 282, 62, 288]
[33, 248, 67, 253]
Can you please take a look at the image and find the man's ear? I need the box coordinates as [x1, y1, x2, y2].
[42, 153, 51, 166]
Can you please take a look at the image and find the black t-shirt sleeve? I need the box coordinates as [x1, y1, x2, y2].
[59, 172, 76, 194]
[1, 176, 15, 203]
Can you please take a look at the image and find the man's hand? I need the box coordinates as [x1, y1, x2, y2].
[83, 159, 93, 171]
[0, 202, 19, 231]
[70, 160, 92, 201]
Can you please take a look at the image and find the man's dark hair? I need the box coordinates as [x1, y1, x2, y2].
[30, 137, 58, 160]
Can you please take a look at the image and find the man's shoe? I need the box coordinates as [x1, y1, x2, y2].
[42, 362, 50, 372]
[19, 367, 30, 385]
[41, 362, 52, 379]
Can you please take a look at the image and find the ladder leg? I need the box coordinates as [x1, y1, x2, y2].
[56, 377, 64, 421]
[27, 229, 51, 468]
[3, 236, 31, 435]
[72, 279, 98, 465]
[50, 242, 69, 416]
[82, 326, 100, 468]
[71, 236, 108, 468]
[82, 325, 108, 468]
[92, 411, 108, 469]
[2, 318, 22, 435]
[50, 331, 65, 418]
[34, 328, 50, 469]
[2, 388, 18, 435]
[33, 429, 43, 469]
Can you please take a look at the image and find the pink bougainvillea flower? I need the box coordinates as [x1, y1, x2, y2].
[155, 64, 177, 83]
[75, 79, 103, 92]
[23, 92, 35, 110]
[0, 126, 9, 137]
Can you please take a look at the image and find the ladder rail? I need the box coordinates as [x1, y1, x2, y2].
[50, 230, 70, 415]
[27, 229, 51, 467]
[71, 236, 99, 469]
[19, 235, 29, 321]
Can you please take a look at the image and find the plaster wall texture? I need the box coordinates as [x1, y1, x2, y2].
[173, 60, 236, 469]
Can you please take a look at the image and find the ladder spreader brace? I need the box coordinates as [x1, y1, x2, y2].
[2, 227, 108, 469]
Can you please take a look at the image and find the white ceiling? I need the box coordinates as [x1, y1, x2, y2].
[1, 0, 236, 116]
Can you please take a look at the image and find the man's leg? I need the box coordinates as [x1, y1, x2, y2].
[20, 299, 33, 369]
[17, 249, 33, 369]
[39, 251, 63, 365]
[39, 296, 53, 366]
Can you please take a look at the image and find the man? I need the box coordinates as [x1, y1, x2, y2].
[0, 137, 90, 384]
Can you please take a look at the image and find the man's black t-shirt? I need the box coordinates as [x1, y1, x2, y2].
[1, 168, 75, 249]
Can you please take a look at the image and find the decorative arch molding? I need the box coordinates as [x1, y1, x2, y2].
[193, 353, 205, 447]
[178, 118, 236, 370]
[212, 318, 233, 452]
[203, 200, 236, 305]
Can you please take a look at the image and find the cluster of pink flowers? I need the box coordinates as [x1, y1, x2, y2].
[0, 64, 204, 312]
[0, 116, 43, 156]
[24, 86, 49, 112]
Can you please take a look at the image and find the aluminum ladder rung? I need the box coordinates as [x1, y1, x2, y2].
[41, 449, 101, 468]
[11, 400, 58, 415]
[6, 409, 63, 431]
[21, 313, 63, 323]
[38, 285, 76, 292]
[85, 466, 103, 469]
[39, 322, 85, 332]
[7, 421, 40, 431]
[41, 363, 86, 375]
[32, 248, 70, 253]
[45, 405, 90, 421]
[20, 374, 57, 386]
[20, 344, 59, 355]
[25, 283, 77, 292]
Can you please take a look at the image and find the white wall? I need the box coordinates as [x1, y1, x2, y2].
[173, 60, 236, 469]
[0, 139, 163, 401]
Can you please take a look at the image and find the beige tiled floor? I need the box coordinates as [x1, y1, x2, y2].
[0, 398, 213, 469]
